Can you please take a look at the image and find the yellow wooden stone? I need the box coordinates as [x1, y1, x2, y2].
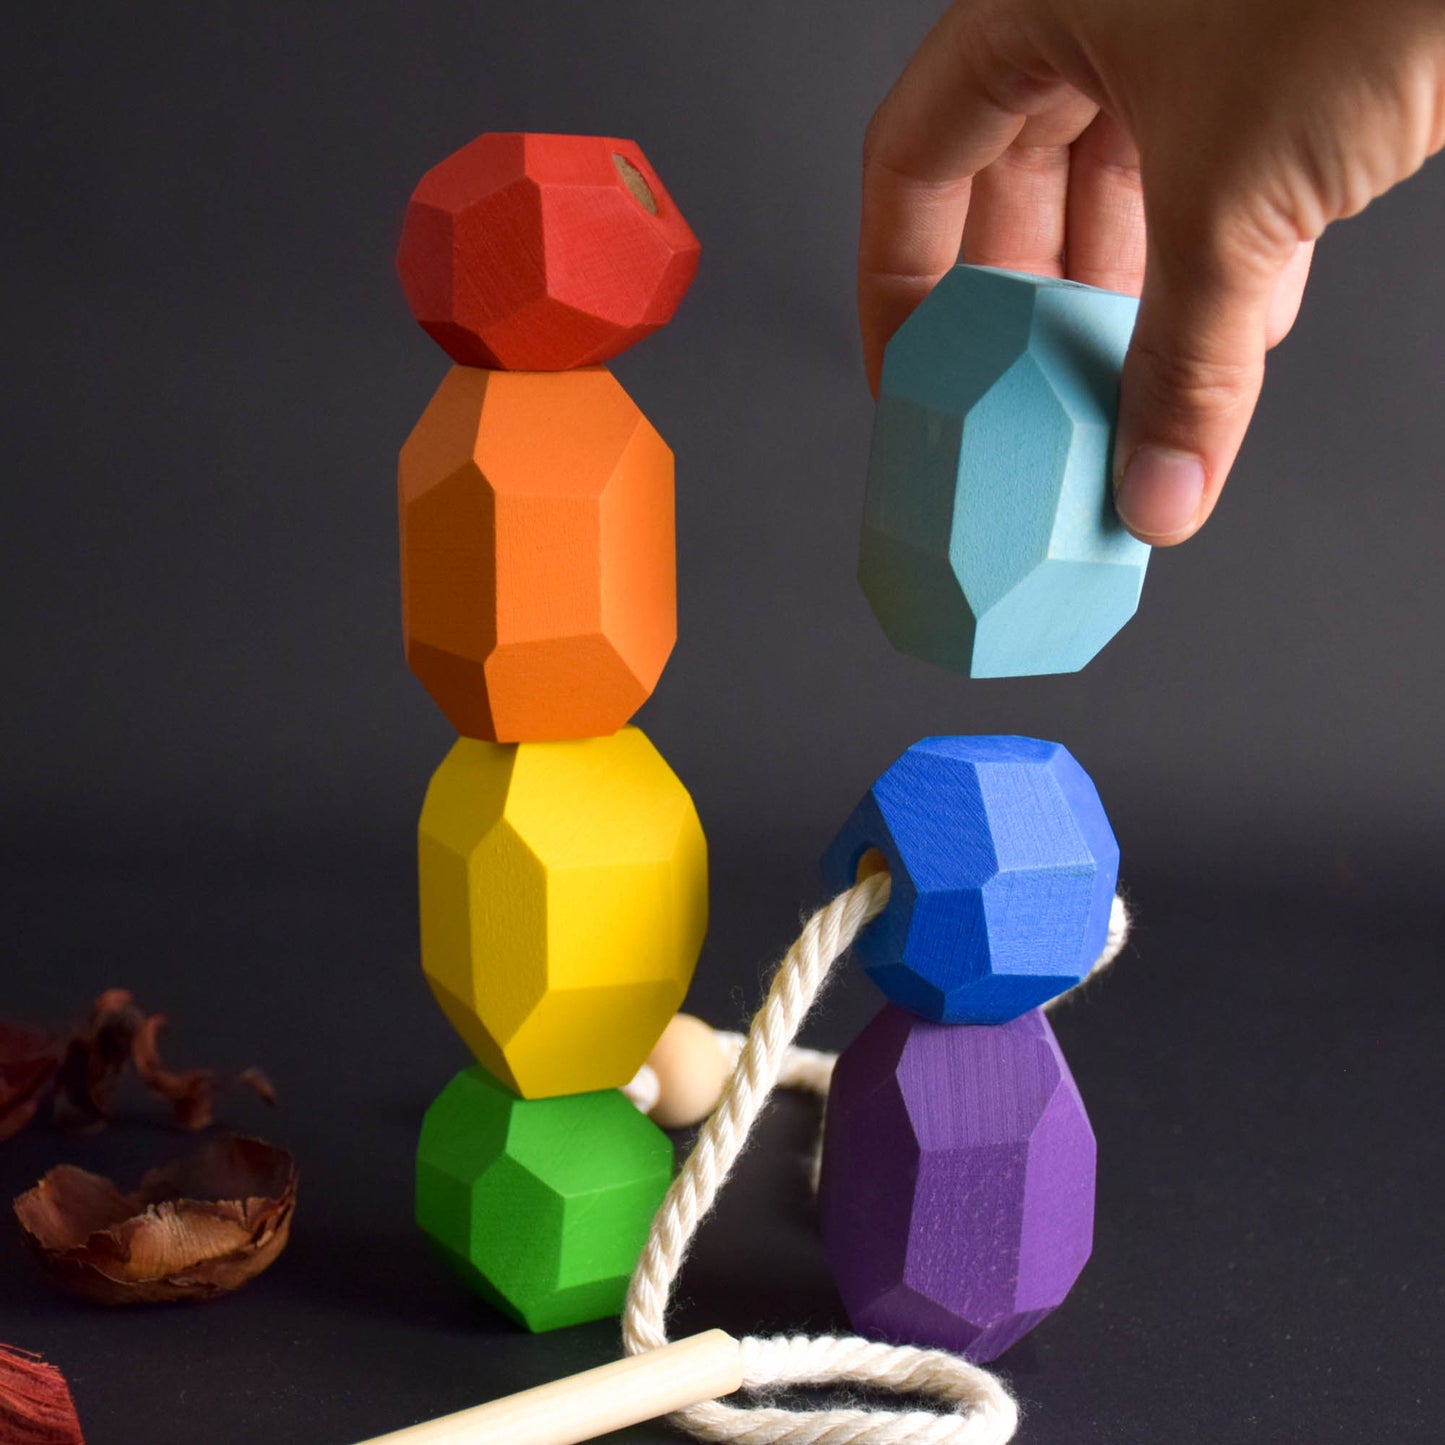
[418, 727, 708, 1099]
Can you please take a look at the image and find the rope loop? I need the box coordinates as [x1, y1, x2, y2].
[622, 875, 1131, 1444]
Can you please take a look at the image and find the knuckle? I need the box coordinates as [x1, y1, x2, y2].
[1130, 341, 1259, 419]
[1091, 155, 1143, 194]
[996, 141, 1071, 179]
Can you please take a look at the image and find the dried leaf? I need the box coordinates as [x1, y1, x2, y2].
[0, 1344, 85, 1444]
[13, 1135, 297, 1304]
[51, 990, 140, 1129]
[0, 1024, 61, 1144]
[6, 989, 276, 1137]
[129, 1012, 276, 1131]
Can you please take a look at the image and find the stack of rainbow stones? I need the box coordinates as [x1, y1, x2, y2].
[391, 130, 1140, 1368]
[394, 132, 706, 1332]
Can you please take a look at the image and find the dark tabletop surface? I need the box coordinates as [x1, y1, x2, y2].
[2, 847, 1443, 1445]
[3, 4, 1444, 1442]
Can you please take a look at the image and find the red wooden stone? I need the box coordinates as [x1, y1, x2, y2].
[396, 132, 701, 370]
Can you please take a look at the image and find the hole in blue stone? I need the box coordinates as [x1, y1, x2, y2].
[854, 847, 890, 885]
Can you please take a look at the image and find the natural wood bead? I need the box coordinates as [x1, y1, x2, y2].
[399, 365, 675, 742]
[396, 132, 700, 371]
[418, 729, 708, 1100]
[860, 264, 1150, 678]
[416, 1067, 673, 1332]
[645, 1013, 730, 1129]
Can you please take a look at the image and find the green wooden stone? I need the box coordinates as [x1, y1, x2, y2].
[415, 1065, 674, 1331]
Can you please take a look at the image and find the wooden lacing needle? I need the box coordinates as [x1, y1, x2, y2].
[355, 1329, 743, 1445]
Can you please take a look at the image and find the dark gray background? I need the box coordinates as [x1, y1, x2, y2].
[2, 4, 1442, 1443]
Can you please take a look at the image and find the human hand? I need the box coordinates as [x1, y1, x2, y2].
[859, 0, 1445, 543]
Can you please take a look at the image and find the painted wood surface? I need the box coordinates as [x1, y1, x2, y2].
[817, 1005, 1095, 1362]
[417, 728, 708, 1099]
[821, 735, 1118, 1023]
[416, 1067, 673, 1332]
[860, 264, 1150, 678]
[399, 365, 676, 742]
[397, 132, 700, 370]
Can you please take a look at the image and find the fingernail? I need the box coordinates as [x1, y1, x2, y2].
[1114, 446, 1206, 540]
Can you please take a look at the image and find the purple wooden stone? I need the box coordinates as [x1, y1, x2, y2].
[817, 1005, 1095, 1361]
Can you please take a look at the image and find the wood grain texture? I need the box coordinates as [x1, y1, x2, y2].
[417, 729, 708, 1099]
[860, 265, 1150, 678]
[396, 132, 700, 371]
[817, 1006, 1095, 1363]
[821, 736, 1118, 1023]
[415, 1066, 674, 1332]
[399, 365, 676, 741]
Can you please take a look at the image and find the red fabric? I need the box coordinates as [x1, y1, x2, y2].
[0, 1345, 85, 1445]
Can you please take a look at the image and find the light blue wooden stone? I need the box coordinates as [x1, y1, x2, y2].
[860, 266, 1151, 678]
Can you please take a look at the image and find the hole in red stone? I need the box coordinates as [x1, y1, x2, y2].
[613, 153, 659, 215]
[854, 847, 890, 884]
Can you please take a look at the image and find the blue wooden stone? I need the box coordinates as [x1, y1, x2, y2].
[821, 736, 1118, 1023]
[860, 265, 1150, 679]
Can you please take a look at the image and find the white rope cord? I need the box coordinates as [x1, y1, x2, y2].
[712, 1031, 837, 1096]
[623, 1062, 664, 1116]
[621, 877, 1131, 1445]
[625, 1034, 836, 1117]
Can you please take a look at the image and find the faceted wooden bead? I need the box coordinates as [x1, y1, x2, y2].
[399, 365, 675, 742]
[821, 736, 1118, 1024]
[861, 264, 1150, 678]
[416, 1066, 673, 1332]
[817, 1005, 1095, 1362]
[396, 132, 701, 370]
[418, 729, 708, 1099]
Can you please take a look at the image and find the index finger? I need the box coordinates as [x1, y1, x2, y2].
[859, 3, 1058, 391]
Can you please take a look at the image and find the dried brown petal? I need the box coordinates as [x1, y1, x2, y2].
[3, 991, 273, 1142]
[13, 1135, 297, 1305]
[129, 1013, 275, 1131]
[0, 1024, 60, 1143]
[46, 990, 274, 1133]
[0, 1344, 85, 1444]
[51, 991, 137, 1129]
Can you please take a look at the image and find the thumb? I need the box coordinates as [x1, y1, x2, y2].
[1113, 204, 1288, 545]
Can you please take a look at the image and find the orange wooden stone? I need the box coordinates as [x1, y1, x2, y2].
[399, 365, 676, 741]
